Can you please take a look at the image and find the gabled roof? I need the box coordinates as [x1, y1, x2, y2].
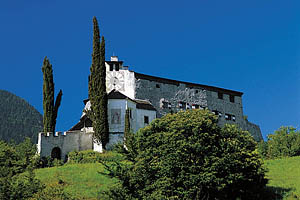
[82, 90, 156, 111]
[69, 115, 92, 131]
[107, 89, 134, 101]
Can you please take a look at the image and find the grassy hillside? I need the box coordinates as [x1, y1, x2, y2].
[35, 163, 116, 200]
[35, 155, 300, 200]
[0, 89, 43, 143]
[265, 156, 300, 199]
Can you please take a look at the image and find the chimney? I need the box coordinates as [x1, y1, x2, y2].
[111, 56, 118, 61]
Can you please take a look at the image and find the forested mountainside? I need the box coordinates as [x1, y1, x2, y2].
[0, 90, 43, 143]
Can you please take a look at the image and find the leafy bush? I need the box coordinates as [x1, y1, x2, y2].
[29, 180, 74, 200]
[0, 139, 42, 199]
[68, 150, 124, 164]
[102, 109, 267, 200]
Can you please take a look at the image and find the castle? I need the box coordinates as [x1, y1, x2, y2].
[37, 56, 262, 160]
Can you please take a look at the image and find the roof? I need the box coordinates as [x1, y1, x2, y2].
[107, 89, 134, 101]
[135, 99, 156, 111]
[82, 90, 156, 111]
[134, 72, 243, 96]
[69, 115, 92, 131]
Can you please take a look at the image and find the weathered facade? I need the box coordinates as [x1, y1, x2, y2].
[105, 56, 262, 141]
[38, 56, 262, 160]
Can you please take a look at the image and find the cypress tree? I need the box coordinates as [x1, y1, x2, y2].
[124, 109, 130, 141]
[42, 57, 62, 133]
[88, 17, 109, 149]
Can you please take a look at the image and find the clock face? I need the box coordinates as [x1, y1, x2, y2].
[106, 71, 125, 91]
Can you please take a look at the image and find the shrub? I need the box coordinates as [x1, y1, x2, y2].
[68, 150, 124, 164]
[102, 109, 267, 200]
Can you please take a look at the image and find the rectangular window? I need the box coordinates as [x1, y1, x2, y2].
[218, 92, 223, 100]
[109, 64, 113, 71]
[129, 109, 132, 119]
[161, 101, 168, 109]
[186, 103, 190, 109]
[156, 84, 160, 88]
[225, 114, 232, 120]
[230, 95, 235, 103]
[115, 64, 119, 71]
[192, 104, 199, 109]
[168, 102, 172, 109]
[232, 115, 236, 121]
[178, 101, 185, 109]
[144, 116, 149, 124]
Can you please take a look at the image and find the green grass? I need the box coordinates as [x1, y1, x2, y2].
[35, 163, 117, 200]
[35, 154, 300, 199]
[265, 156, 300, 199]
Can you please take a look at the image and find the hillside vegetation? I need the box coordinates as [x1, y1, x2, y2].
[265, 156, 300, 199]
[34, 154, 300, 200]
[0, 90, 43, 143]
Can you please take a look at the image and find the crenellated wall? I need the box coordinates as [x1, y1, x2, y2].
[37, 131, 93, 161]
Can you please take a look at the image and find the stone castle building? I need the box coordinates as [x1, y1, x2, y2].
[38, 56, 262, 160]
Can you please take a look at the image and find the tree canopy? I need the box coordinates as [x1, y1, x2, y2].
[104, 109, 267, 200]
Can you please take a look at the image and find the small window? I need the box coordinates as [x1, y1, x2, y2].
[195, 90, 198, 94]
[232, 115, 236, 121]
[212, 110, 219, 115]
[192, 104, 199, 109]
[144, 116, 149, 124]
[230, 95, 235, 103]
[109, 64, 113, 71]
[156, 84, 160, 88]
[178, 101, 185, 109]
[186, 103, 190, 109]
[129, 109, 132, 119]
[161, 101, 168, 109]
[115, 63, 119, 71]
[168, 102, 172, 109]
[218, 92, 223, 100]
[225, 114, 232, 120]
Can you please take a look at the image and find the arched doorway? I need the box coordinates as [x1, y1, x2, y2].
[51, 147, 61, 160]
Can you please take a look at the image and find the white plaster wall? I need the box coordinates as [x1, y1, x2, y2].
[108, 99, 126, 133]
[105, 68, 136, 99]
[136, 109, 156, 131]
[37, 131, 93, 161]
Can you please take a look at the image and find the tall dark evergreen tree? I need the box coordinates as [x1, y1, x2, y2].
[42, 57, 62, 133]
[124, 109, 130, 140]
[88, 17, 109, 149]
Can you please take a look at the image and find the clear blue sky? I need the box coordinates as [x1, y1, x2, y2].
[0, 1, 299, 140]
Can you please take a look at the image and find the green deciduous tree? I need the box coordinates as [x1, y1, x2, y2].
[88, 17, 109, 149]
[103, 109, 267, 200]
[42, 57, 62, 133]
[259, 126, 300, 159]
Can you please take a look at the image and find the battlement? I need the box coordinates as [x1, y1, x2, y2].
[37, 131, 94, 160]
[39, 131, 81, 137]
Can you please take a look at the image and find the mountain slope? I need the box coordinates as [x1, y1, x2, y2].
[0, 90, 43, 143]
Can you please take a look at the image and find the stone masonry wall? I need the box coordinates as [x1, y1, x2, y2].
[134, 76, 263, 141]
[135, 79, 207, 117]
